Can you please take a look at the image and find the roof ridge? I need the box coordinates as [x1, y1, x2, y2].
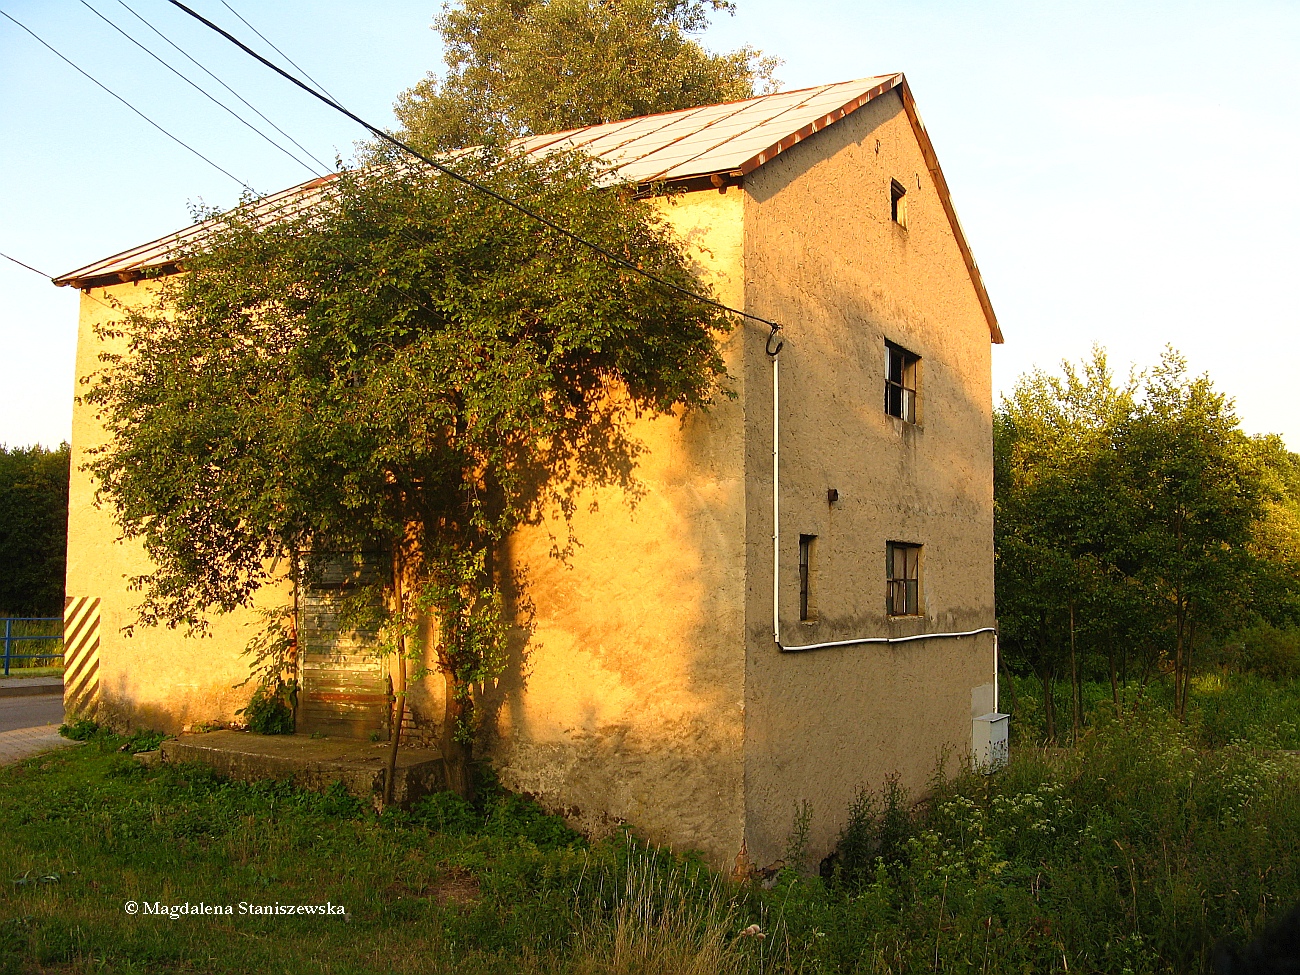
[533, 75, 897, 141]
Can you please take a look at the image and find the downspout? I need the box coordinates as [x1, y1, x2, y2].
[769, 326, 782, 645]
[766, 322, 995, 653]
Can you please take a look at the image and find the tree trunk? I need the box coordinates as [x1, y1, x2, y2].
[441, 667, 473, 800]
[289, 547, 301, 729]
[1179, 621, 1196, 723]
[1174, 597, 1187, 722]
[1069, 603, 1081, 742]
[1041, 670, 1057, 745]
[1107, 636, 1120, 712]
[384, 547, 408, 807]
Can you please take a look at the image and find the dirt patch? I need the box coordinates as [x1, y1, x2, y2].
[429, 867, 479, 907]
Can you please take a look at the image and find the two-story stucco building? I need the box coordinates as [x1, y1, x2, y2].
[56, 74, 1004, 870]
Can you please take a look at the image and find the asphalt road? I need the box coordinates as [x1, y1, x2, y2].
[0, 694, 65, 733]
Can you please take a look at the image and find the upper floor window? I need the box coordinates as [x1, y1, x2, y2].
[885, 341, 919, 422]
[799, 534, 817, 622]
[890, 178, 908, 228]
[886, 541, 921, 617]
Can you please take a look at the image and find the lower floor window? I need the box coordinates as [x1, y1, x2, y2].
[886, 541, 921, 616]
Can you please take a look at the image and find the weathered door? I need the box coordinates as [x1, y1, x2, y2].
[297, 557, 390, 739]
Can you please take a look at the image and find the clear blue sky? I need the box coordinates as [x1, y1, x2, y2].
[3, 0, 1297, 449]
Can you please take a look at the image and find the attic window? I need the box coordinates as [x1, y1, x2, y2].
[885, 341, 919, 422]
[890, 179, 908, 228]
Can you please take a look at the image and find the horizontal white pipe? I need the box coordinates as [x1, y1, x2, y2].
[778, 626, 997, 654]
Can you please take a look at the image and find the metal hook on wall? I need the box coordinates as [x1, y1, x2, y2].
[765, 323, 784, 357]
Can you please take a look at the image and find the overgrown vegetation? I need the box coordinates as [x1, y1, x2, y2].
[3, 706, 1297, 973]
[995, 347, 1300, 739]
[84, 150, 732, 798]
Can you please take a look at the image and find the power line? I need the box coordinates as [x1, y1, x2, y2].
[116, 0, 333, 174]
[1, 250, 123, 316]
[219, 0, 340, 105]
[0, 8, 251, 192]
[79, 0, 320, 178]
[0, 251, 51, 278]
[165, 0, 784, 334]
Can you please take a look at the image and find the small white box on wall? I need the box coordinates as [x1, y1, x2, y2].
[972, 712, 1009, 771]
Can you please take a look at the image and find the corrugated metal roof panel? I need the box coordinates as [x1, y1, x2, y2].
[53, 72, 1000, 342]
[57, 78, 899, 287]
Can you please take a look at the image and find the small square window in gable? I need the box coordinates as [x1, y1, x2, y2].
[890, 178, 908, 229]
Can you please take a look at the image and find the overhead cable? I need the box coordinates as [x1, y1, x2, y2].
[165, 0, 785, 333]
[219, 0, 340, 105]
[80, 0, 320, 178]
[116, 0, 332, 174]
[0, 8, 251, 192]
[0, 251, 51, 279]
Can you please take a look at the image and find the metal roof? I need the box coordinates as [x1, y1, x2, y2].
[515, 74, 902, 184]
[53, 73, 1001, 342]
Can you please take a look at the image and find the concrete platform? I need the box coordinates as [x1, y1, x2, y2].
[159, 731, 445, 807]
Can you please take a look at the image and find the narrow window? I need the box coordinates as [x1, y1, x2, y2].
[890, 178, 908, 228]
[885, 341, 919, 422]
[886, 542, 921, 616]
[799, 534, 817, 622]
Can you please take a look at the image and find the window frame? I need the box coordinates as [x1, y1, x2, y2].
[884, 341, 920, 423]
[886, 541, 922, 617]
[890, 178, 908, 228]
[799, 534, 817, 622]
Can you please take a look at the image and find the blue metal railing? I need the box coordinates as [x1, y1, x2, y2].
[2, 617, 63, 676]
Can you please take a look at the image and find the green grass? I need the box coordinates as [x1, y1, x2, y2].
[3, 708, 1300, 973]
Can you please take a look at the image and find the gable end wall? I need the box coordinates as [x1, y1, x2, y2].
[740, 89, 997, 867]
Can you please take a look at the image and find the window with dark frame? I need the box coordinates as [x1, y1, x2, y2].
[885, 342, 919, 422]
[890, 178, 908, 228]
[886, 541, 921, 617]
[799, 534, 817, 622]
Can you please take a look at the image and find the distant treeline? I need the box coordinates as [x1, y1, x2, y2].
[994, 347, 1300, 738]
[0, 443, 69, 617]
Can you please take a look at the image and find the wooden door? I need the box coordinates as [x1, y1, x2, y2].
[297, 557, 390, 739]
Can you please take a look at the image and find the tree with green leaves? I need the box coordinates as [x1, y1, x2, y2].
[1113, 350, 1272, 720]
[0, 443, 69, 618]
[997, 347, 1289, 733]
[994, 348, 1138, 738]
[394, 0, 780, 152]
[84, 149, 731, 797]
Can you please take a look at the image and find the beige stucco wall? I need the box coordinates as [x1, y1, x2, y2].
[66, 280, 288, 732]
[739, 89, 997, 868]
[481, 188, 750, 863]
[62, 91, 997, 870]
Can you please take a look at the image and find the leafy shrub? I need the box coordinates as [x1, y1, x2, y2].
[410, 790, 480, 836]
[407, 771, 585, 848]
[1219, 622, 1300, 680]
[825, 774, 916, 889]
[58, 718, 98, 741]
[120, 728, 166, 753]
[238, 682, 295, 735]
